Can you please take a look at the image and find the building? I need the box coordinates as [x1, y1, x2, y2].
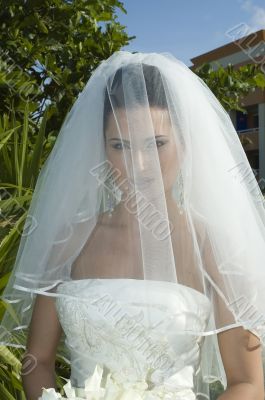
[190, 27, 265, 190]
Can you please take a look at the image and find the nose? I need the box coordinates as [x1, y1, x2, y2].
[135, 149, 145, 172]
[126, 148, 154, 183]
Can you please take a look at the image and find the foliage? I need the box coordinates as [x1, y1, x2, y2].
[194, 61, 265, 112]
[209, 380, 225, 400]
[0, 1, 135, 398]
[0, 0, 135, 133]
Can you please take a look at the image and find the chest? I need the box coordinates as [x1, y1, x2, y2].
[71, 225, 143, 279]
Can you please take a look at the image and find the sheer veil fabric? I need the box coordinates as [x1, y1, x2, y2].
[1, 50, 265, 398]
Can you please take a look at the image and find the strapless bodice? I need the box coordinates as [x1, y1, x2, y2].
[55, 279, 211, 399]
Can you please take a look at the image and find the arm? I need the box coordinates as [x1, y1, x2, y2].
[201, 226, 265, 400]
[217, 327, 264, 400]
[21, 292, 63, 400]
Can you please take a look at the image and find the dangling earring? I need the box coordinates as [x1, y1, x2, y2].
[107, 189, 115, 217]
[176, 169, 184, 214]
[101, 170, 123, 217]
[106, 174, 117, 217]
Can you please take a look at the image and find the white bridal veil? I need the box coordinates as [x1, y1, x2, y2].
[1, 50, 265, 398]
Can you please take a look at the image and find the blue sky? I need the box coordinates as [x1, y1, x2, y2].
[115, 0, 265, 67]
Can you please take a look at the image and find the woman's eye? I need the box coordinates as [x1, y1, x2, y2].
[156, 140, 166, 147]
[147, 140, 166, 149]
[112, 142, 130, 150]
[112, 143, 123, 150]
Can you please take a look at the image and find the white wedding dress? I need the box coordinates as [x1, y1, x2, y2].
[55, 278, 212, 399]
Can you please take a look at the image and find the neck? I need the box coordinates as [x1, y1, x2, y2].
[108, 191, 185, 228]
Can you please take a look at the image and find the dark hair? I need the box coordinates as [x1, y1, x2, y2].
[103, 63, 169, 138]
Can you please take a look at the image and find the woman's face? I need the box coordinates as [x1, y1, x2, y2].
[105, 106, 183, 197]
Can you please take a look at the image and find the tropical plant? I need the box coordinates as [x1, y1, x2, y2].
[0, 0, 135, 396]
[194, 61, 265, 112]
[0, 0, 135, 132]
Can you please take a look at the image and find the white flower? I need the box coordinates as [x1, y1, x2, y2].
[38, 364, 176, 400]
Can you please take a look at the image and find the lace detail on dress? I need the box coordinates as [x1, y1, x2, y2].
[55, 278, 211, 396]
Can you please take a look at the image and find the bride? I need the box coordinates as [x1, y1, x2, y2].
[1, 51, 265, 400]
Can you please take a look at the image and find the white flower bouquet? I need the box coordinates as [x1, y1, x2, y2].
[39, 364, 151, 400]
[38, 364, 194, 399]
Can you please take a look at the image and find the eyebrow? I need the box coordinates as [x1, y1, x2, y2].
[107, 135, 168, 143]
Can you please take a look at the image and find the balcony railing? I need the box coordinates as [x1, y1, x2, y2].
[237, 127, 259, 135]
